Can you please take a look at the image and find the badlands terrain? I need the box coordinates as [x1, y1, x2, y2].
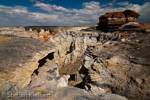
[0, 10, 150, 100]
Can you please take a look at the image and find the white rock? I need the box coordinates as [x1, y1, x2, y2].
[108, 56, 130, 64]
[121, 38, 126, 42]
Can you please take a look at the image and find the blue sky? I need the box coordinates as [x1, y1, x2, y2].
[0, 0, 150, 26]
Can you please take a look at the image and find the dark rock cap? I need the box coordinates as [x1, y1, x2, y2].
[123, 10, 140, 18]
[99, 10, 140, 20]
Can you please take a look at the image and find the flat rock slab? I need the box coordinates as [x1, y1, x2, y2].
[128, 46, 150, 65]
[0, 34, 55, 93]
[0, 34, 54, 71]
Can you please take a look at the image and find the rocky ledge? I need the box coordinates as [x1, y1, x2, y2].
[0, 26, 150, 100]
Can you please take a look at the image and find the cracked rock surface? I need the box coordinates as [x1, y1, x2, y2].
[75, 32, 150, 100]
[0, 27, 150, 100]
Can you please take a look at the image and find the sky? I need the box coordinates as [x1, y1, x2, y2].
[0, 0, 150, 26]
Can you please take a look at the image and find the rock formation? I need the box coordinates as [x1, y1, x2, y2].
[0, 11, 150, 100]
[78, 31, 150, 99]
[118, 22, 144, 31]
[49, 27, 150, 99]
[98, 10, 140, 31]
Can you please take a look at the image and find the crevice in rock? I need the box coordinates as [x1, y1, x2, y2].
[74, 81, 86, 89]
[79, 66, 88, 76]
[69, 75, 76, 81]
[26, 52, 55, 88]
[32, 52, 55, 75]
[66, 41, 75, 54]
[67, 66, 89, 89]
[23, 28, 150, 99]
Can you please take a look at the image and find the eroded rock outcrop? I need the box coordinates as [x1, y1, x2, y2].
[0, 23, 150, 100]
[41, 26, 150, 100]
[75, 31, 150, 99]
[0, 34, 59, 99]
[118, 22, 144, 31]
[98, 10, 140, 31]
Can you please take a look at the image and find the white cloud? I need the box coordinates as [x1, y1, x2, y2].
[0, 1, 150, 26]
[29, 0, 43, 3]
[117, 1, 129, 6]
[34, 3, 71, 12]
[54, 6, 71, 12]
[72, 1, 101, 15]
[0, 5, 28, 14]
[34, 3, 53, 12]
[126, 2, 150, 23]
[0, 5, 32, 26]
[31, 12, 58, 22]
[34, 1, 101, 15]
[82, 1, 100, 10]
[107, 3, 113, 6]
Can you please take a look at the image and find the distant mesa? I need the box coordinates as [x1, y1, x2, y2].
[98, 10, 140, 32]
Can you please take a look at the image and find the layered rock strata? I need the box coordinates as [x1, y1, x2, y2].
[98, 10, 140, 32]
